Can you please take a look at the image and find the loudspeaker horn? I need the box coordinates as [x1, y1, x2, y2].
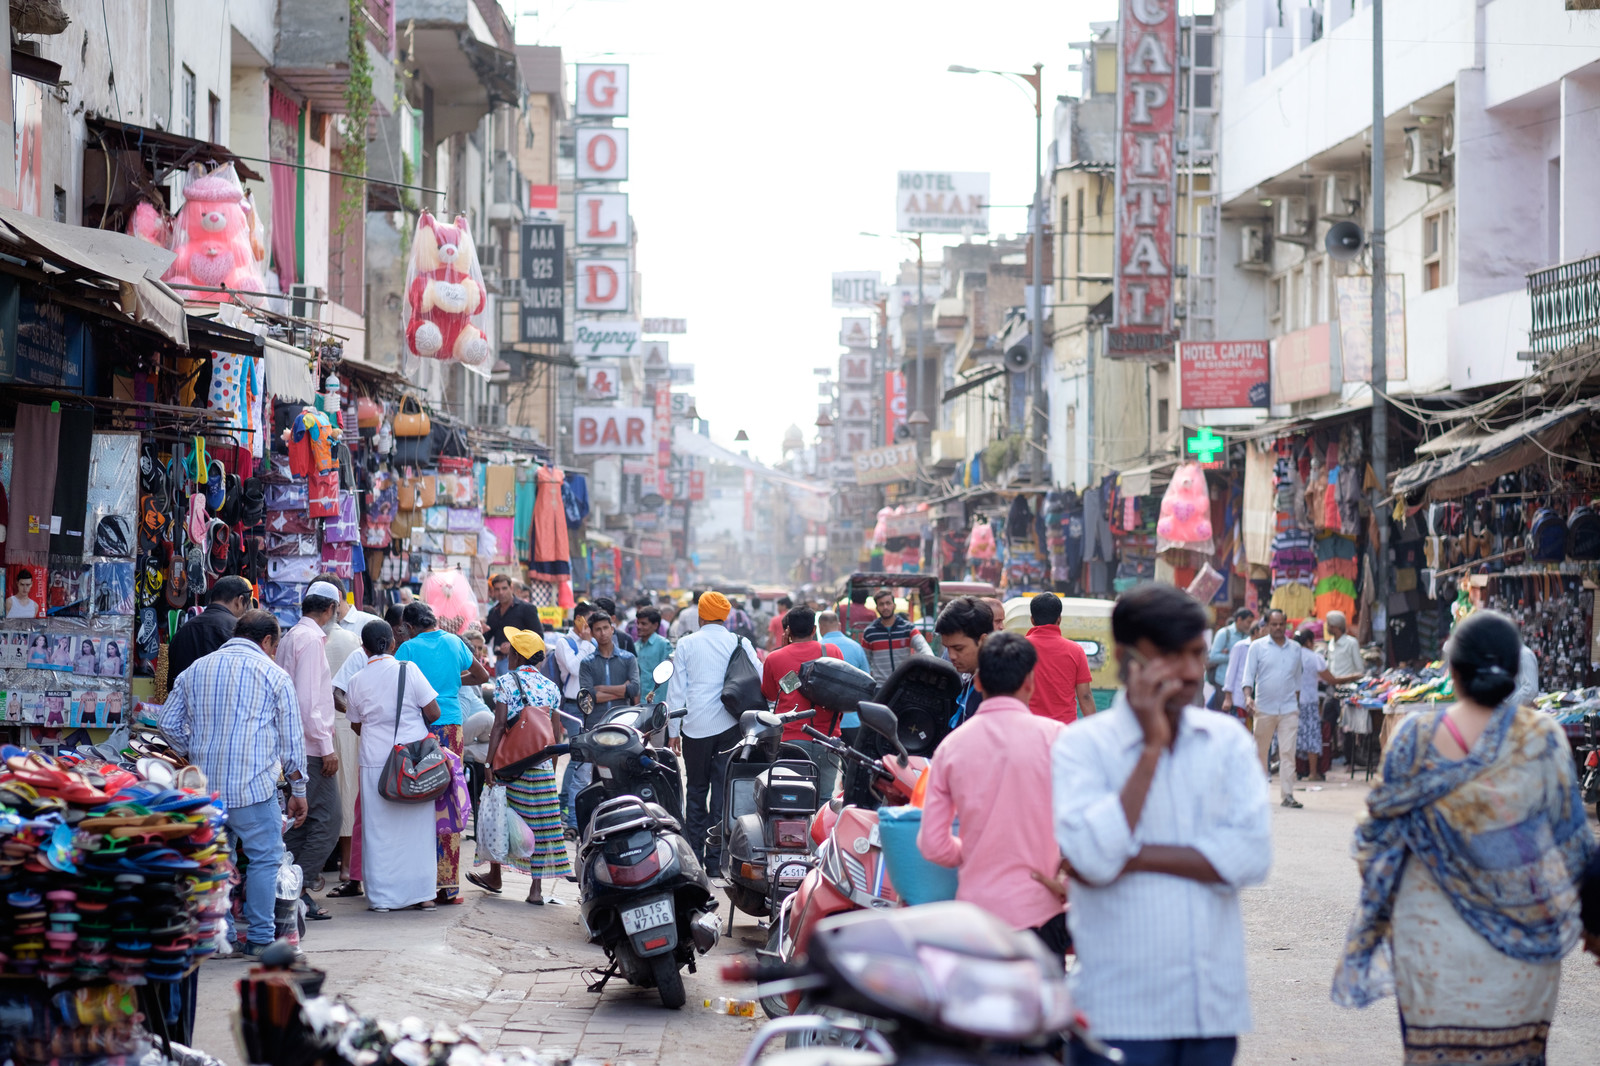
[1004, 342, 1033, 372]
[1325, 220, 1365, 261]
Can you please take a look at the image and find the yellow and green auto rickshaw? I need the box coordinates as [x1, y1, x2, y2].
[1001, 595, 1118, 713]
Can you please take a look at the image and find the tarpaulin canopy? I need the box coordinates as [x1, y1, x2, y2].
[0, 203, 188, 344]
[1391, 398, 1600, 501]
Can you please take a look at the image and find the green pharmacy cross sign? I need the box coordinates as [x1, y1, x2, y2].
[1187, 427, 1225, 464]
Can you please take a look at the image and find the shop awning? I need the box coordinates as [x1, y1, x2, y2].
[85, 118, 264, 182]
[1115, 457, 1181, 498]
[1391, 398, 1600, 501]
[0, 204, 188, 345]
[942, 367, 1006, 403]
[262, 336, 318, 403]
[187, 314, 266, 356]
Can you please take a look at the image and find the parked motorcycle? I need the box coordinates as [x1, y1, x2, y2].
[765, 701, 928, 1018]
[726, 901, 1122, 1064]
[1579, 712, 1600, 820]
[713, 706, 822, 930]
[842, 656, 960, 807]
[557, 661, 721, 1009]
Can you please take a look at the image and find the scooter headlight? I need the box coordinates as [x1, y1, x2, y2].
[917, 945, 1074, 1040]
[831, 949, 936, 1022]
[593, 727, 631, 748]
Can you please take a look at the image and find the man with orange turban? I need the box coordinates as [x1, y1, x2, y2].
[664, 590, 761, 870]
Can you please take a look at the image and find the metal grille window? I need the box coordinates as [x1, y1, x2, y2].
[1423, 207, 1453, 291]
[208, 92, 221, 144]
[181, 66, 196, 139]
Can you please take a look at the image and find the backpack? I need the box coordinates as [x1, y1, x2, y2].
[540, 631, 575, 689]
[1569, 506, 1600, 561]
[720, 636, 764, 717]
[1528, 508, 1567, 562]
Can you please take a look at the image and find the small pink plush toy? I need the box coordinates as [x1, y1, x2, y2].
[404, 211, 490, 366]
[1156, 462, 1213, 543]
[164, 164, 263, 303]
[127, 200, 171, 248]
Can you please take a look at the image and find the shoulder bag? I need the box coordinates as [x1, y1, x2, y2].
[378, 664, 451, 803]
[490, 670, 556, 773]
[721, 636, 765, 717]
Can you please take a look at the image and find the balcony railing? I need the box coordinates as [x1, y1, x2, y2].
[1527, 254, 1600, 357]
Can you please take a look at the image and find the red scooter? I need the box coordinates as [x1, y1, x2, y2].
[763, 702, 927, 1019]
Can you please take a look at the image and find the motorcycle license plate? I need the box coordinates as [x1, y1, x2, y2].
[775, 862, 809, 886]
[621, 899, 674, 935]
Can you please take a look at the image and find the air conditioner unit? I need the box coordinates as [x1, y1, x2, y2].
[1403, 127, 1444, 184]
[1239, 225, 1269, 268]
[1274, 196, 1313, 244]
[1440, 112, 1455, 157]
[288, 284, 324, 322]
[1320, 175, 1359, 219]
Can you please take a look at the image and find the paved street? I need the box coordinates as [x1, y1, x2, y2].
[189, 782, 1600, 1066]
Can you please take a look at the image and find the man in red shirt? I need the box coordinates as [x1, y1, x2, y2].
[1025, 592, 1095, 724]
[767, 595, 793, 650]
[760, 604, 841, 800]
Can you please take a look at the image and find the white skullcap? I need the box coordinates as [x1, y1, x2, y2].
[306, 581, 342, 602]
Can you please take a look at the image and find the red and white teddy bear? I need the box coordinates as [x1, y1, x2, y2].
[405, 211, 490, 366]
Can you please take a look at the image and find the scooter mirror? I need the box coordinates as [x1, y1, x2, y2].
[857, 701, 908, 758]
[652, 659, 675, 686]
[778, 670, 802, 695]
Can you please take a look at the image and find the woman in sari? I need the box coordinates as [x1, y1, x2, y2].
[466, 627, 573, 904]
[1333, 610, 1593, 1064]
[397, 601, 490, 904]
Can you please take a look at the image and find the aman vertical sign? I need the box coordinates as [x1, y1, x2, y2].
[1110, 0, 1180, 360]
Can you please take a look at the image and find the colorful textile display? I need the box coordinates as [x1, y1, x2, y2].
[529, 466, 573, 607]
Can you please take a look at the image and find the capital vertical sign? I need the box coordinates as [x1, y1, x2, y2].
[1110, 0, 1180, 360]
[519, 222, 564, 342]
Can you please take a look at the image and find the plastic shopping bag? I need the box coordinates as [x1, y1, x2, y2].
[436, 748, 472, 834]
[479, 783, 510, 864]
[505, 808, 537, 864]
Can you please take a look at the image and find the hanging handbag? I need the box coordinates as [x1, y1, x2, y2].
[356, 396, 382, 429]
[378, 665, 451, 803]
[393, 395, 432, 438]
[490, 671, 556, 774]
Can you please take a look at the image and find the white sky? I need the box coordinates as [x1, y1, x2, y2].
[512, 0, 1119, 464]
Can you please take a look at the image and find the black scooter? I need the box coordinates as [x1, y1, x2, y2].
[558, 661, 721, 1009]
[725, 901, 1122, 1063]
[712, 707, 820, 930]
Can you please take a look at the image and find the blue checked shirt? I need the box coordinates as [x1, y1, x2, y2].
[1052, 694, 1272, 1041]
[160, 637, 307, 808]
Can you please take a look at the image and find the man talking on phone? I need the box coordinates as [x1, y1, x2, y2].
[1051, 583, 1272, 1066]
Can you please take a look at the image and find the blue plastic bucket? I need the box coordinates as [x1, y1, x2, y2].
[877, 805, 959, 905]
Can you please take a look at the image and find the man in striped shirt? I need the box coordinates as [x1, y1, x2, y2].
[161, 610, 308, 959]
[1053, 584, 1271, 1066]
[863, 587, 930, 684]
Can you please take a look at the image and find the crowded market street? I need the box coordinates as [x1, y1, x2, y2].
[182, 783, 1600, 1066]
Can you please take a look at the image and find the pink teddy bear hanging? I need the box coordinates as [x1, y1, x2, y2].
[163, 163, 263, 304]
[405, 211, 490, 366]
[1156, 461, 1213, 544]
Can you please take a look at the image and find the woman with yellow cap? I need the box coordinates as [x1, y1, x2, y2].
[468, 627, 574, 903]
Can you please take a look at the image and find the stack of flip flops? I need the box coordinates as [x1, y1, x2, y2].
[0, 739, 233, 979]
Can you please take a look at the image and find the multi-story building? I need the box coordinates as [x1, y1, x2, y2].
[1216, 0, 1600, 418]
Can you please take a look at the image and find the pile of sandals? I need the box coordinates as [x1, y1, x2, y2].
[0, 744, 232, 1005]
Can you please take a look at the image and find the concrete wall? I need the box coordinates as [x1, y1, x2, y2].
[1483, 0, 1600, 109]
[1219, 0, 1474, 203]
[1455, 68, 1551, 305]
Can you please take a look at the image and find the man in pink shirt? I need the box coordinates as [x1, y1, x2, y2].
[917, 631, 1070, 957]
[276, 580, 342, 917]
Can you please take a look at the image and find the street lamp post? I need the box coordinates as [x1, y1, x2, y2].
[949, 62, 1045, 477]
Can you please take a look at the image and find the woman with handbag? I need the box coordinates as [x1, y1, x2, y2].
[466, 627, 572, 904]
[344, 620, 444, 912]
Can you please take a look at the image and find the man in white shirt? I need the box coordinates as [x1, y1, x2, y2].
[1322, 610, 1364, 683]
[1218, 619, 1261, 719]
[1242, 608, 1306, 808]
[1053, 583, 1271, 1066]
[665, 591, 760, 870]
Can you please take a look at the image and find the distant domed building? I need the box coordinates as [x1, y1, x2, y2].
[782, 423, 805, 454]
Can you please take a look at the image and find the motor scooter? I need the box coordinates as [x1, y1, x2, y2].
[842, 656, 961, 807]
[725, 901, 1122, 1063]
[1578, 712, 1600, 820]
[554, 661, 721, 1009]
[764, 702, 927, 1018]
[712, 707, 821, 931]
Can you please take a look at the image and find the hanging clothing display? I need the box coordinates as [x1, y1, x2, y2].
[529, 466, 573, 606]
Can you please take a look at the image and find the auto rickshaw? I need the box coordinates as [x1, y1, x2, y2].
[1002, 595, 1118, 712]
[834, 572, 940, 649]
